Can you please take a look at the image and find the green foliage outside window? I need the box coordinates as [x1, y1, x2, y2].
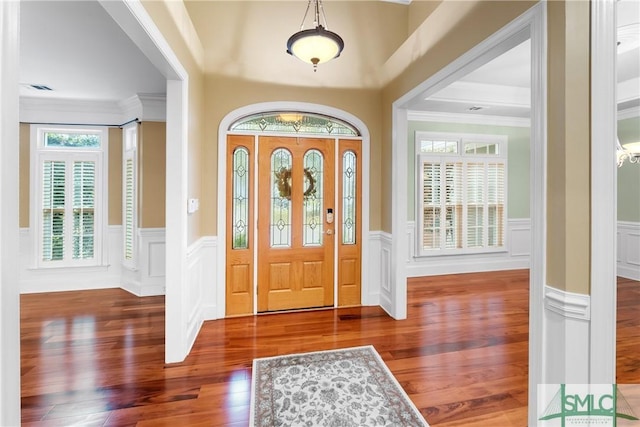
[45, 133, 100, 148]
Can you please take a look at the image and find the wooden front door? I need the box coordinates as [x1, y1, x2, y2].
[257, 136, 335, 312]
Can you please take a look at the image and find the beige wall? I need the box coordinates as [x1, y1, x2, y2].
[108, 127, 122, 226]
[139, 122, 166, 228]
[201, 75, 383, 235]
[142, 0, 205, 244]
[546, 0, 590, 294]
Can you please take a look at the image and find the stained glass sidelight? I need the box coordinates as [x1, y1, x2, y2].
[342, 151, 357, 245]
[303, 150, 324, 246]
[232, 147, 249, 249]
[270, 149, 292, 247]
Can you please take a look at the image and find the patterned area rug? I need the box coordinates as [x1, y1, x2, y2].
[250, 345, 430, 427]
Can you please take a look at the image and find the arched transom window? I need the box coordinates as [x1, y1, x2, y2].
[229, 111, 359, 136]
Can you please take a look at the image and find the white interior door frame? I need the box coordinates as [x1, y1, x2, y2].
[99, 0, 191, 363]
[218, 102, 371, 318]
[589, 0, 617, 384]
[0, 2, 21, 424]
[390, 4, 547, 425]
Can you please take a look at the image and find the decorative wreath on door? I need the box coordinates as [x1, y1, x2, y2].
[274, 167, 317, 199]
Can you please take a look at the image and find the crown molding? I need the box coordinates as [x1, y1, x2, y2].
[119, 93, 166, 122]
[19, 97, 124, 125]
[19, 93, 167, 126]
[407, 110, 530, 127]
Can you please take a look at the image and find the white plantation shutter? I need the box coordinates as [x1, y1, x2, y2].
[444, 162, 463, 249]
[416, 133, 506, 256]
[422, 162, 441, 249]
[42, 161, 66, 261]
[124, 157, 135, 261]
[122, 124, 138, 267]
[72, 161, 95, 259]
[466, 162, 484, 248]
[487, 162, 505, 247]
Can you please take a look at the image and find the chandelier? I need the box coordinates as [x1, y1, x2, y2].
[617, 138, 640, 167]
[286, 0, 344, 71]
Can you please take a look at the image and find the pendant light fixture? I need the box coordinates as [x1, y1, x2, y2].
[286, 0, 344, 71]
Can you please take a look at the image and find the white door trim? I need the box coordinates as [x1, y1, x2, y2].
[0, 1, 21, 424]
[589, 0, 617, 384]
[217, 102, 371, 318]
[100, 0, 191, 364]
[390, 4, 547, 425]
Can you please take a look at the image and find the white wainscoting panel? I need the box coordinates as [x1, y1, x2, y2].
[190, 236, 218, 320]
[406, 219, 531, 277]
[19, 226, 122, 293]
[183, 236, 217, 355]
[543, 285, 591, 384]
[369, 231, 393, 314]
[363, 231, 383, 306]
[617, 221, 640, 280]
[122, 228, 166, 296]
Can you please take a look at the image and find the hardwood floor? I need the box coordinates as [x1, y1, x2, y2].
[20, 270, 640, 426]
[617, 276, 640, 384]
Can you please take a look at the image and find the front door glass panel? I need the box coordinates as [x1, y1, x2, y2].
[303, 149, 324, 246]
[270, 148, 292, 247]
[342, 150, 357, 245]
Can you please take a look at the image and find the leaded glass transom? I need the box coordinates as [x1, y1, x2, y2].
[303, 150, 324, 246]
[342, 151, 357, 245]
[270, 149, 292, 247]
[230, 112, 359, 136]
[232, 147, 249, 249]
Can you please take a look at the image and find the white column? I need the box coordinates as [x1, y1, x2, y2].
[0, 1, 22, 425]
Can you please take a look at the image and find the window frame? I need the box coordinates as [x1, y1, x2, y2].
[415, 131, 508, 257]
[30, 124, 109, 269]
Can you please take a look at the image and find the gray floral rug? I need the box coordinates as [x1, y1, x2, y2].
[249, 345, 430, 427]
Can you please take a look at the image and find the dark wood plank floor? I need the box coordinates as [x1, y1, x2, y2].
[19, 270, 640, 426]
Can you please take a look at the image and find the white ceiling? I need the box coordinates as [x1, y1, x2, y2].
[19, 0, 165, 102]
[412, 0, 640, 119]
[18, 0, 640, 120]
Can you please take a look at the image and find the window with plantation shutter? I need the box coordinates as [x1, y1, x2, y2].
[32, 125, 106, 268]
[416, 131, 507, 256]
[122, 124, 137, 268]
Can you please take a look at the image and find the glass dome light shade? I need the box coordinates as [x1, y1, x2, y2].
[287, 25, 344, 66]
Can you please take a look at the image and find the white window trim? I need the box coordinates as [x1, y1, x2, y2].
[122, 123, 138, 270]
[415, 131, 508, 257]
[29, 124, 109, 269]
